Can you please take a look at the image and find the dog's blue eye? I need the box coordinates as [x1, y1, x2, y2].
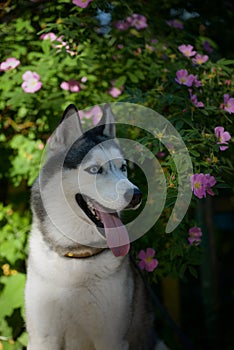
[85, 166, 103, 174]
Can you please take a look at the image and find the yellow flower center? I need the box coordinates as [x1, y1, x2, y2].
[194, 181, 201, 189]
[29, 79, 37, 86]
[145, 256, 153, 263]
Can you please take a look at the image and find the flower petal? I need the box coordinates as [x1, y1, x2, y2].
[146, 248, 155, 257]
[138, 250, 146, 260]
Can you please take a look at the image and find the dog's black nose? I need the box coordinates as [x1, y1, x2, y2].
[124, 188, 142, 208]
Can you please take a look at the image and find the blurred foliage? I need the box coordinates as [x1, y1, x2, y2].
[0, 0, 233, 348]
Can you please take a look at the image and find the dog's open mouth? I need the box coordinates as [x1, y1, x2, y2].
[75, 194, 130, 257]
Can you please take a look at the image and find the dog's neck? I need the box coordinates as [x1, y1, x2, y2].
[38, 223, 108, 259]
[64, 245, 107, 258]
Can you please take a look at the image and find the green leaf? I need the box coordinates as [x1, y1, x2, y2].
[215, 183, 231, 189]
[190, 149, 200, 157]
[179, 263, 187, 278]
[175, 120, 184, 130]
[135, 70, 145, 80]
[41, 39, 51, 55]
[217, 58, 234, 66]
[18, 332, 28, 346]
[114, 75, 127, 88]
[127, 72, 139, 83]
[0, 274, 26, 319]
[188, 266, 198, 278]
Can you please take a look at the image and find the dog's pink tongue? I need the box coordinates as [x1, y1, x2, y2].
[96, 210, 130, 257]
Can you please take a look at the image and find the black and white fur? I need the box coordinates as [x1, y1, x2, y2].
[25, 104, 168, 350]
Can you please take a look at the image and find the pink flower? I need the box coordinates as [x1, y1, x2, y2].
[115, 20, 130, 31]
[175, 70, 202, 87]
[190, 95, 204, 108]
[204, 174, 216, 196]
[133, 47, 142, 56]
[178, 44, 196, 57]
[189, 90, 204, 108]
[40, 32, 57, 41]
[81, 76, 87, 83]
[60, 79, 80, 92]
[60, 82, 70, 91]
[138, 248, 158, 272]
[0, 57, 20, 71]
[188, 226, 202, 245]
[40, 32, 74, 55]
[175, 69, 195, 87]
[130, 14, 148, 30]
[115, 13, 147, 31]
[214, 126, 231, 151]
[192, 75, 202, 87]
[190, 173, 207, 199]
[203, 40, 213, 54]
[78, 105, 102, 125]
[190, 173, 216, 199]
[72, 0, 92, 8]
[117, 44, 124, 49]
[21, 71, 42, 93]
[166, 19, 184, 29]
[151, 39, 158, 45]
[22, 71, 40, 81]
[38, 142, 44, 150]
[192, 54, 209, 65]
[156, 151, 166, 158]
[109, 87, 123, 98]
[108, 79, 124, 98]
[224, 80, 231, 86]
[223, 94, 234, 114]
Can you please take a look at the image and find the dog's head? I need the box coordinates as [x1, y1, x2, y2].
[43, 104, 141, 257]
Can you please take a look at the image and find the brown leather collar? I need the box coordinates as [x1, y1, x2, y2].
[64, 246, 107, 259]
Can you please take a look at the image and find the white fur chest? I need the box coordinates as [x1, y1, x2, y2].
[25, 227, 133, 350]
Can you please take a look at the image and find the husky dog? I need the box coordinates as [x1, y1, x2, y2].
[25, 104, 168, 350]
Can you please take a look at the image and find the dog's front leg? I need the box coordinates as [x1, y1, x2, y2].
[25, 273, 65, 350]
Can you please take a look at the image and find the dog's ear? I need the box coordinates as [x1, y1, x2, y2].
[60, 104, 83, 139]
[97, 103, 116, 138]
[48, 104, 83, 156]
